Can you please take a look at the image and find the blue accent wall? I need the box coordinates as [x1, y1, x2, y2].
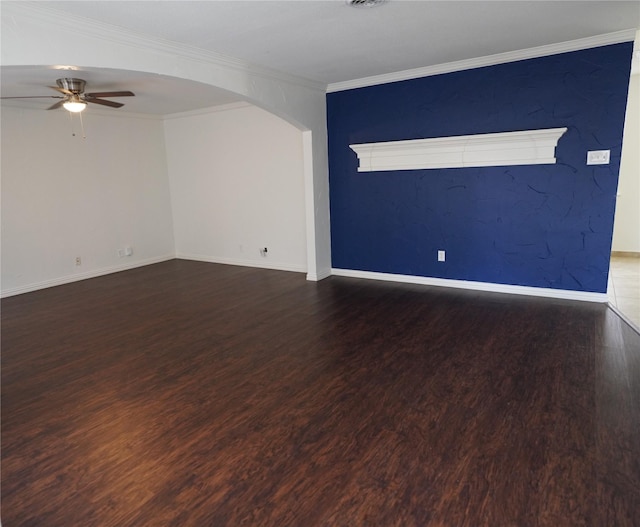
[327, 43, 634, 293]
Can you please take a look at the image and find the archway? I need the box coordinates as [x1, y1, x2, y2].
[1, 2, 332, 288]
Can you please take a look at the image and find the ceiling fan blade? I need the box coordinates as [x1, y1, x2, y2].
[86, 98, 124, 108]
[49, 86, 73, 95]
[86, 91, 135, 98]
[47, 100, 65, 110]
[1, 95, 64, 99]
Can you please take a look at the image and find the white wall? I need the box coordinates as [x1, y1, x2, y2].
[1, 106, 175, 295]
[1, 3, 332, 280]
[165, 104, 307, 272]
[612, 72, 640, 252]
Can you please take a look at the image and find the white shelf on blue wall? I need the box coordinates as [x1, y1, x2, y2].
[349, 127, 568, 172]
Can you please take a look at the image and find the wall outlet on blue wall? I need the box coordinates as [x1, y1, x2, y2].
[438, 250, 446, 262]
[587, 150, 611, 165]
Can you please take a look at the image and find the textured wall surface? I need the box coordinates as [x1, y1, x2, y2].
[328, 43, 634, 293]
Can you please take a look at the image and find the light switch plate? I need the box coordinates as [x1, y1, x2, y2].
[587, 150, 610, 165]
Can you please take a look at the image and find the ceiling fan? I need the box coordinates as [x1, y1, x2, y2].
[1, 78, 135, 112]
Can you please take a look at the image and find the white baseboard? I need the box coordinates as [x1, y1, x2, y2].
[331, 268, 608, 303]
[1, 254, 307, 298]
[3, 258, 606, 303]
[1, 254, 176, 298]
[608, 303, 640, 334]
[176, 253, 306, 274]
[307, 267, 332, 282]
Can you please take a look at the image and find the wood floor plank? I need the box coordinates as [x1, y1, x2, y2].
[2, 259, 640, 526]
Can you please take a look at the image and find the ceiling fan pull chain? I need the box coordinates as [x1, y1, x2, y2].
[68, 110, 75, 137]
[79, 111, 86, 140]
[67, 108, 87, 139]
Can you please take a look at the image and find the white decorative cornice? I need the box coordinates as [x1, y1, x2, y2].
[2, 2, 326, 93]
[328, 30, 637, 92]
[350, 128, 568, 172]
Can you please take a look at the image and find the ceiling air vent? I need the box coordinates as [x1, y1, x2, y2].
[347, 0, 387, 7]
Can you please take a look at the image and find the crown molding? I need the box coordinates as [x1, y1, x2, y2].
[328, 29, 638, 93]
[163, 102, 254, 120]
[3, 2, 326, 93]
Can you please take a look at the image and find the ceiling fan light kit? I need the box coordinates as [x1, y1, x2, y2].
[62, 96, 87, 113]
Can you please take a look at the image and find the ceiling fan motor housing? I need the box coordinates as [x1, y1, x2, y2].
[56, 78, 86, 93]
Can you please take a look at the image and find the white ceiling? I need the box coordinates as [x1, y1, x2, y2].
[2, 1, 639, 115]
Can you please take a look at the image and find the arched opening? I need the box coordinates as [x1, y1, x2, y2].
[1, 65, 322, 295]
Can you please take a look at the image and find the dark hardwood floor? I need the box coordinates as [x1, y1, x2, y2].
[2, 259, 639, 526]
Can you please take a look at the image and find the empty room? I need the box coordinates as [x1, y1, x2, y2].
[2, 2, 640, 526]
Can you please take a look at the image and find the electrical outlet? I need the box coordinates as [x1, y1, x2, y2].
[586, 150, 610, 165]
[75, 256, 82, 266]
[438, 250, 446, 262]
[260, 247, 268, 257]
